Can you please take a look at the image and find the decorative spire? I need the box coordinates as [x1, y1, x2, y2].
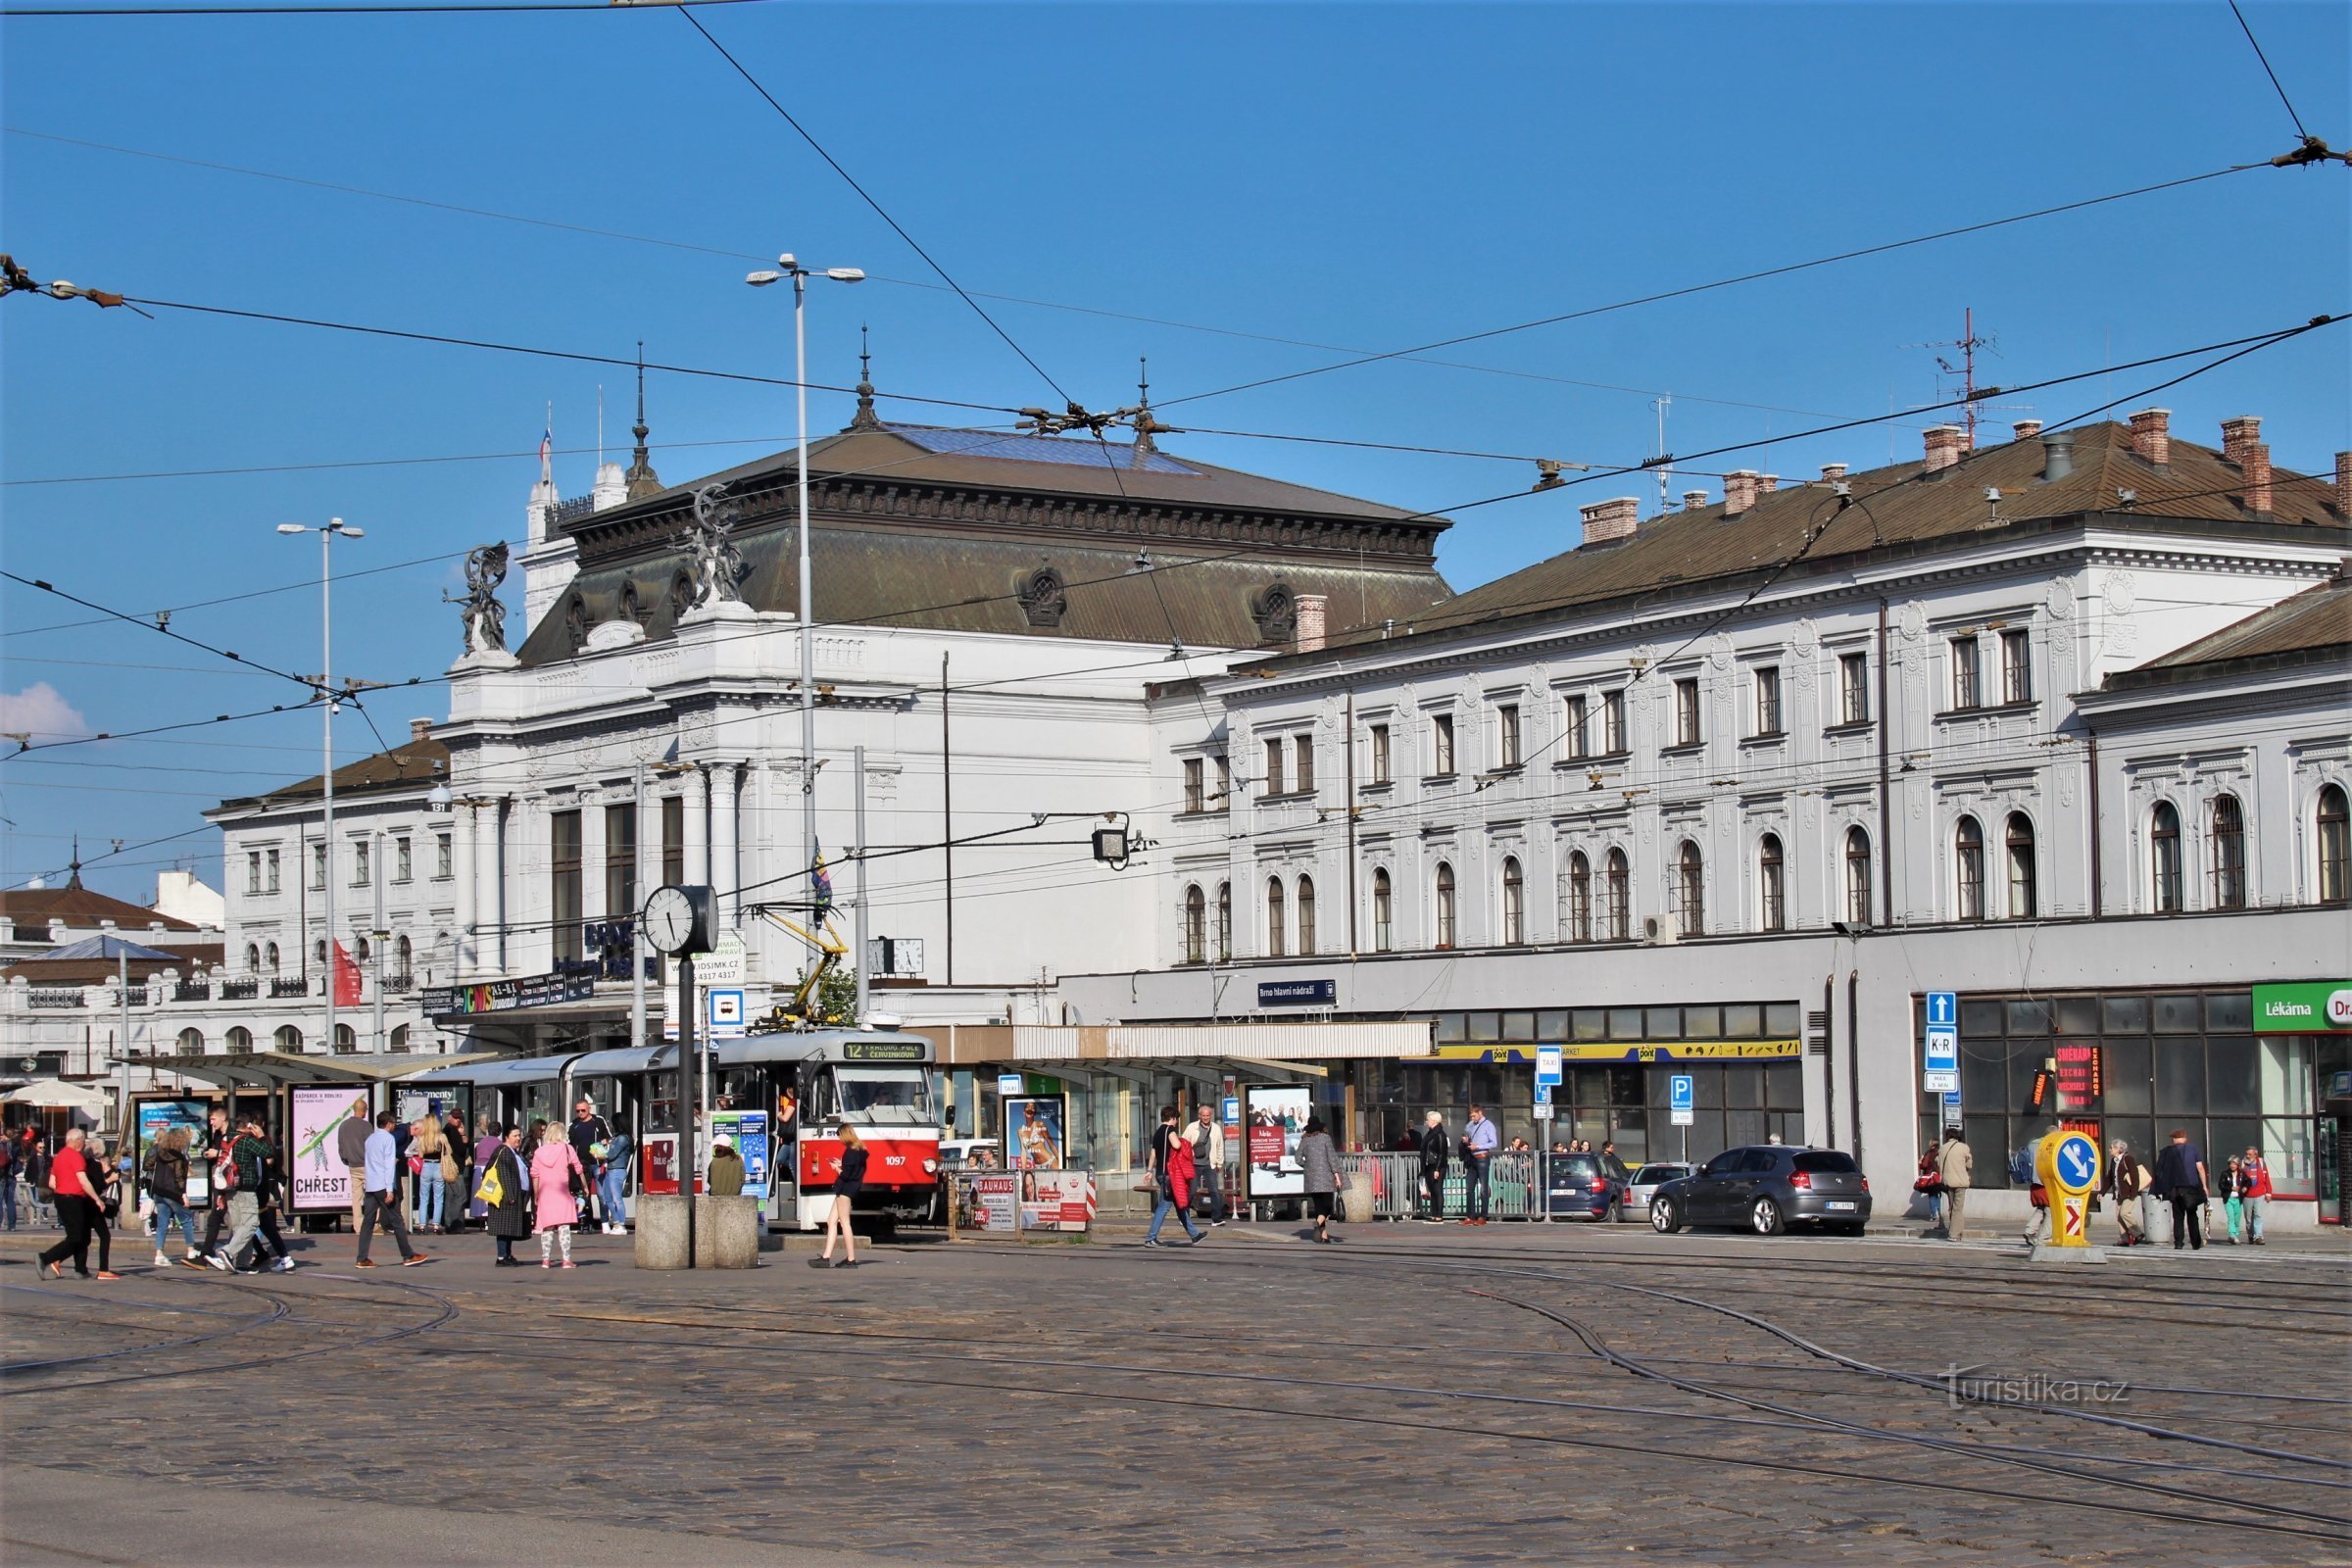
[66, 835, 82, 890]
[847, 322, 883, 431]
[624, 341, 663, 499]
[1131, 354, 1160, 465]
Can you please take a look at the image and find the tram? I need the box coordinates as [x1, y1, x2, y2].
[412, 1025, 943, 1231]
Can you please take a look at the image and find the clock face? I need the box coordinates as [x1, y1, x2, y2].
[644, 886, 699, 955]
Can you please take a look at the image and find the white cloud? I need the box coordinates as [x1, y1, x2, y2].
[0, 683, 91, 741]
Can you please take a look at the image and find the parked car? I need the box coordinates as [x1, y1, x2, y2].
[1648, 1146, 1871, 1237]
[1618, 1161, 1697, 1222]
[1543, 1150, 1627, 1221]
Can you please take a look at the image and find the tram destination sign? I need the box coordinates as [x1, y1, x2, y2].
[841, 1040, 928, 1061]
[422, 970, 594, 1017]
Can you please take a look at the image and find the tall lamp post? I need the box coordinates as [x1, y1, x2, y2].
[745, 255, 862, 906]
[278, 519, 364, 1059]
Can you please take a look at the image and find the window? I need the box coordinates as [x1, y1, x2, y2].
[551, 808, 584, 964]
[2005, 812, 2036, 919]
[353, 840, 369, 888]
[314, 938, 327, 969]
[1372, 868, 1394, 953]
[1264, 737, 1287, 797]
[1844, 826, 1873, 925]
[1431, 713, 1456, 776]
[2321, 784, 2350, 904]
[265, 942, 280, 974]
[1674, 678, 1701, 746]
[274, 1024, 304, 1053]
[1758, 834, 1786, 932]
[244, 942, 260, 972]
[311, 843, 327, 890]
[2209, 794, 2247, 909]
[246, 851, 262, 895]
[394, 836, 412, 883]
[605, 803, 637, 918]
[1297, 874, 1317, 955]
[1216, 881, 1232, 960]
[1496, 704, 1522, 768]
[389, 1024, 411, 1053]
[1183, 884, 1206, 963]
[1294, 735, 1314, 796]
[2001, 628, 2032, 704]
[1676, 842, 1705, 937]
[333, 1023, 357, 1054]
[1563, 695, 1589, 760]
[1950, 635, 1981, 710]
[1601, 690, 1627, 755]
[1369, 723, 1392, 785]
[1566, 852, 1592, 942]
[225, 1025, 252, 1052]
[661, 795, 685, 885]
[267, 848, 280, 893]
[1604, 849, 1631, 941]
[432, 834, 451, 881]
[354, 936, 371, 965]
[2151, 802, 2182, 912]
[394, 933, 413, 976]
[1500, 857, 1525, 944]
[1753, 667, 1782, 736]
[1183, 759, 1205, 813]
[1214, 755, 1231, 812]
[1433, 862, 1457, 949]
[1265, 877, 1287, 957]
[1956, 816, 1985, 921]
[1839, 653, 1870, 724]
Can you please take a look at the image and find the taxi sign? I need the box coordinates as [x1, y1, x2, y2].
[1535, 1046, 1563, 1088]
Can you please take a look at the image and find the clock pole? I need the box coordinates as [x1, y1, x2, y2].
[678, 949, 699, 1269]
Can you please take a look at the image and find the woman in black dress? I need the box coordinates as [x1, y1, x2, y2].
[484, 1125, 532, 1267]
[812, 1126, 866, 1269]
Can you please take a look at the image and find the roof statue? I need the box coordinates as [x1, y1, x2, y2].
[444, 543, 511, 655]
[676, 482, 750, 610]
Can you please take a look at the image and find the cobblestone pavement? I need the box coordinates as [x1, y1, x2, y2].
[3, 1220, 2347, 1567]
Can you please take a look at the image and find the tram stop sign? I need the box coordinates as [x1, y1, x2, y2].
[2036, 1129, 2101, 1249]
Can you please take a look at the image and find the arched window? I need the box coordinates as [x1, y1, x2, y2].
[273, 1024, 304, 1052]
[1844, 826, 1873, 926]
[2150, 802, 2182, 911]
[1955, 816, 1985, 921]
[389, 1024, 411, 1053]
[2210, 794, 2246, 908]
[1757, 834, 1786, 932]
[1216, 882, 1232, 961]
[176, 1027, 204, 1057]
[1500, 857, 1525, 945]
[1297, 875, 1317, 956]
[1676, 841, 1705, 937]
[1566, 852, 1592, 943]
[1372, 868, 1394, 952]
[354, 936, 371, 965]
[1266, 877, 1287, 958]
[1434, 862, 1457, 949]
[224, 1026, 252, 1053]
[2320, 783, 2350, 905]
[244, 943, 260, 973]
[2005, 812, 2037, 919]
[265, 942, 281, 974]
[1182, 885, 1206, 964]
[313, 938, 327, 969]
[1604, 849, 1631, 941]
[333, 1023, 357, 1054]
[394, 934, 413, 976]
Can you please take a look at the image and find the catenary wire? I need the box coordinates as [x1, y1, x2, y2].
[2227, 0, 2312, 143]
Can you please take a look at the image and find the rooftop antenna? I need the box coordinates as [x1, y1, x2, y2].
[1651, 394, 1672, 516]
[597, 383, 606, 470]
[1902, 307, 2000, 449]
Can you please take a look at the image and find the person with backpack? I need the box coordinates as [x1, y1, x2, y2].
[1935, 1127, 1973, 1241]
[193, 1106, 234, 1263]
[211, 1112, 273, 1272]
[2239, 1146, 2274, 1246]
[146, 1128, 201, 1269]
[1418, 1111, 1450, 1223]
[566, 1099, 614, 1231]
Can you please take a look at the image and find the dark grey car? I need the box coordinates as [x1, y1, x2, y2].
[1648, 1146, 1871, 1237]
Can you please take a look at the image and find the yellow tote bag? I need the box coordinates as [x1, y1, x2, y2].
[474, 1163, 505, 1207]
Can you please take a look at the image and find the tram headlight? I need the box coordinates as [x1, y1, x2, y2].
[922, 1158, 939, 1174]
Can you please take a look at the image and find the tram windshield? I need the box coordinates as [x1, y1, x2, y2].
[822, 1066, 935, 1127]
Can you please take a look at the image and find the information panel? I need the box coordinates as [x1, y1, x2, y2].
[287, 1085, 371, 1213]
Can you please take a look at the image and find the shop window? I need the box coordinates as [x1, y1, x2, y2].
[1606, 1007, 1643, 1041]
[2205, 993, 2251, 1031]
[2102, 995, 2148, 1034]
[2006, 999, 2051, 1037]
[2155, 1036, 2206, 1112]
[1501, 1011, 1537, 1042]
[2054, 996, 2099, 1036]
[1432, 1013, 1468, 1045]
[1722, 1002, 1763, 1038]
[1570, 1009, 1607, 1041]
[1763, 1002, 1801, 1037]
[1644, 1006, 1682, 1039]
[2206, 1038, 2259, 1114]
[1684, 1005, 1723, 1040]
[2153, 994, 2203, 1034]
[1537, 1008, 1570, 1040]
[2103, 1039, 2151, 1114]
[1467, 1011, 1501, 1044]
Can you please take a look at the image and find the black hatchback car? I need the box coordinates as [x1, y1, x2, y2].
[1647, 1146, 1871, 1237]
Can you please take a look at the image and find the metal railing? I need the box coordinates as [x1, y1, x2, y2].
[172, 981, 211, 1002]
[269, 977, 311, 998]
[120, 987, 149, 1005]
[219, 978, 259, 1001]
[27, 988, 85, 1009]
[1330, 1152, 1552, 1220]
[381, 972, 414, 994]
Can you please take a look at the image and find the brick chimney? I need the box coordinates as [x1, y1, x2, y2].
[2240, 440, 2273, 515]
[1294, 594, 1328, 654]
[1759, 473, 1780, 494]
[2011, 419, 2042, 442]
[1579, 496, 1642, 545]
[1723, 470, 1760, 515]
[1819, 463, 1848, 482]
[2219, 416, 2260, 465]
[2336, 451, 2351, 514]
[2129, 408, 2171, 466]
[1683, 489, 1710, 512]
[1922, 425, 1964, 474]
[409, 717, 433, 745]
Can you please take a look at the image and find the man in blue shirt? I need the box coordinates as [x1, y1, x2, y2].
[356, 1111, 429, 1268]
[1460, 1103, 1499, 1225]
[2152, 1129, 2210, 1251]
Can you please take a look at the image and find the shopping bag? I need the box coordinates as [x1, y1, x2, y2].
[474, 1165, 505, 1207]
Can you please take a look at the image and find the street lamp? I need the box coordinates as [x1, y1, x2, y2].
[747, 254, 862, 915]
[279, 518, 364, 1059]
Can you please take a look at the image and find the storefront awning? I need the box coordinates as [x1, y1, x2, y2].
[129, 1051, 502, 1089]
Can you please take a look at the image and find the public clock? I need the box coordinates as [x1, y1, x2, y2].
[642, 884, 712, 956]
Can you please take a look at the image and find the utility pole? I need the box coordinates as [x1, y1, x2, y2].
[371, 829, 386, 1052]
[854, 745, 869, 1021]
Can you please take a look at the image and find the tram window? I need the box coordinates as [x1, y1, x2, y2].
[825, 1066, 934, 1125]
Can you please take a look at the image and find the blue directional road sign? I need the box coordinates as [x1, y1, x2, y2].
[1923, 991, 1960, 1092]
[1925, 991, 1957, 1029]
[2053, 1133, 2099, 1192]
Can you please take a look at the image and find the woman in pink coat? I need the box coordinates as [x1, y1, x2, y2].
[528, 1124, 585, 1268]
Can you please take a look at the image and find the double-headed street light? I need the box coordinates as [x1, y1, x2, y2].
[746, 255, 862, 911]
[278, 518, 364, 1059]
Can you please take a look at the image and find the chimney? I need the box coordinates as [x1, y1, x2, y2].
[2219, 416, 2260, 466]
[2037, 427, 2076, 483]
[2336, 452, 2351, 515]
[1759, 473, 1780, 494]
[2011, 419, 2042, 443]
[2129, 408, 2171, 466]
[1683, 488, 1710, 512]
[2240, 440, 2273, 515]
[1579, 496, 1642, 544]
[1294, 593, 1328, 654]
[1922, 425, 1964, 474]
[1819, 463, 1848, 482]
[1723, 470, 1760, 515]
[409, 717, 432, 745]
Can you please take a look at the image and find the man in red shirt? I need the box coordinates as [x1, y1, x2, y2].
[38, 1126, 108, 1280]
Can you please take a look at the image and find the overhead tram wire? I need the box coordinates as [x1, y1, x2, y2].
[0, 568, 355, 701]
[2227, 0, 2312, 144]
[0, 0, 774, 14]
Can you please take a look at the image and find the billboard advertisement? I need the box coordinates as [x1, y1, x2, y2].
[1244, 1083, 1311, 1199]
[964, 1172, 1019, 1232]
[711, 1108, 771, 1200]
[288, 1085, 371, 1213]
[134, 1098, 212, 1201]
[1004, 1094, 1066, 1170]
[1020, 1169, 1096, 1232]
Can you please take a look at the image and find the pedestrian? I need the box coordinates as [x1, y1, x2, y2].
[2153, 1128, 2209, 1251]
[36, 1127, 106, 1280]
[1187, 1103, 1227, 1227]
[334, 1100, 371, 1240]
[1599, 1142, 1629, 1184]
[529, 1121, 586, 1269]
[1142, 1104, 1203, 1249]
[0, 1125, 19, 1231]
[482, 1124, 530, 1266]
[2106, 1138, 2145, 1248]
[813, 1125, 868, 1267]
[1913, 1145, 1945, 1233]
[249, 1126, 297, 1273]
[412, 1113, 451, 1236]
[566, 1099, 613, 1230]
[81, 1135, 122, 1279]
[355, 1111, 429, 1269]
[708, 1133, 746, 1198]
[439, 1112, 472, 1233]
[146, 1128, 202, 1269]
[1459, 1103, 1497, 1225]
[1297, 1115, 1342, 1245]
[1936, 1126, 1972, 1241]
[596, 1125, 632, 1236]
[470, 1115, 504, 1228]
[2021, 1127, 2057, 1251]
[2239, 1146, 2273, 1246]
[1418, 1111, 1450, 1222]
[210, 1112, 272, 1273]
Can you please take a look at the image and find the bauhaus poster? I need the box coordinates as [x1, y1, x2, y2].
[288, 1085, 369, 1213]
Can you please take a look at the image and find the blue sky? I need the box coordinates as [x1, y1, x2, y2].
[3, 1, 2346, 901]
